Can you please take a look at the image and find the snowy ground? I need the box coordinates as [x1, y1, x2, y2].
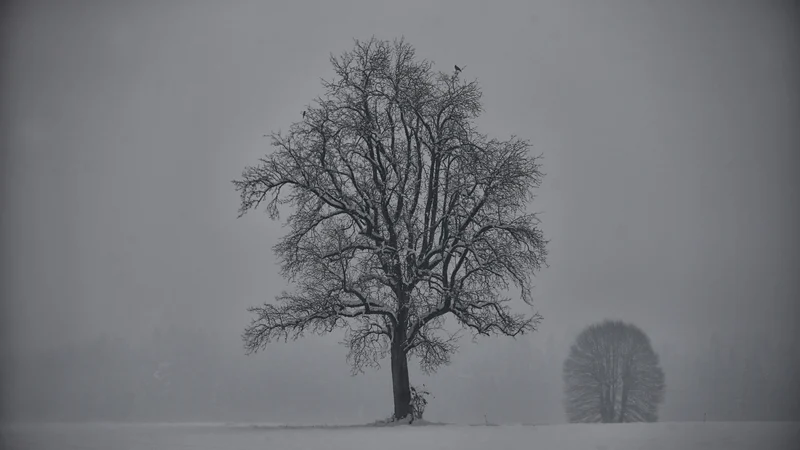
[2, 421, 798, 449]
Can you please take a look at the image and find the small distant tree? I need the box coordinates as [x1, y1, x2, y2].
[234, 37, 548, 421]
[563, 320, 665, 423]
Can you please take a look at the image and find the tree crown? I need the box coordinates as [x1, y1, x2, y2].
[235, 37, 548, 374]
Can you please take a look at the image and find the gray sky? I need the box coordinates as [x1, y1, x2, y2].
[1, 0, 798, 423]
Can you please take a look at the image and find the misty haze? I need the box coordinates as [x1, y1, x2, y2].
[1, 1, 798, 449]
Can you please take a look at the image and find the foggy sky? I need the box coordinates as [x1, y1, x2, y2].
[2, 0, 798, 424]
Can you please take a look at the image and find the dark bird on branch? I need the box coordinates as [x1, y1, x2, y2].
[302, 111, 306, 118]
[454, 65, 462, 73]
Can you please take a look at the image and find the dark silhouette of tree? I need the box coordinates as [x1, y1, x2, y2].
[233, 37, 548, 421]
[563, 320, 665, 423]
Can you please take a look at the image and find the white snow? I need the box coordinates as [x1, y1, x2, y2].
[2, 421, 798, 449]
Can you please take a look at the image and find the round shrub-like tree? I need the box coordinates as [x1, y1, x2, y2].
[563, 320, 665, 423]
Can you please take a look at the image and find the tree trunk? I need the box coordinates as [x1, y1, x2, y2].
[609, 380, 617, 423]
[618, 384, 628, 423]
[390, 339, 412, 420]
[600, 385, 610, 423]
[618, 368, 632, 423]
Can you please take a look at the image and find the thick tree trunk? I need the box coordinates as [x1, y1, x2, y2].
[390, 340, 412, 420]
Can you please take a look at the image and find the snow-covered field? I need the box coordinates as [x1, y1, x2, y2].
[2, 421, 798, 449]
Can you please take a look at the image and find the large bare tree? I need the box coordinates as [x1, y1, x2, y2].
[233, 37, 548, 421]
[563, 320, 666, 423]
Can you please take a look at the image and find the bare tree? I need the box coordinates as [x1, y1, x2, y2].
[563, 320, 665, 423]
[233, 37, 548, 421]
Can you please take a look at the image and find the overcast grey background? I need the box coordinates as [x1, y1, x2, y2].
[1, 0, 798, 425]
